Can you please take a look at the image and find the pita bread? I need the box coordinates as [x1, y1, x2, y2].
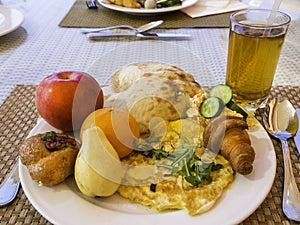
[107, 63, 206, 134]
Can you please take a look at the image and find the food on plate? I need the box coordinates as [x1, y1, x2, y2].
[199, 84, 248, 119]
[107, 0, 182, 9]
[35, 71, 104, 131]
[203, 116, 255, 175]
[23, 62, 257, 216]
[19, 131, 79, 186]
[118, 153, 233, 215]
[143, 118, 205, 157]
[80, 108, 140, 159]
[75, 127, 122, 197]
[110, 62, 202, 97]
[106, 62, 206, 134]
[109, 0, 141, 8]
[221, 127, 255, 175]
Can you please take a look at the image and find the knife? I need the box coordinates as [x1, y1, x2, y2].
[0, 161, 20, 206]
[294, 109, 300, 154]
[87, 32, 192, 40]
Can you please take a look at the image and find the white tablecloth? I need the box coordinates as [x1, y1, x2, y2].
[0, 0, 300, 105]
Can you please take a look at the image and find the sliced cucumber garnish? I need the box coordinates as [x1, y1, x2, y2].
[199, 96, 225, 119]
[209, 84, 232, 105]
[199, 84, 248, 119]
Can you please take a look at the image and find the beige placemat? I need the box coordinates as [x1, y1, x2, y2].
[0, 85, 300, 224]
[59, 0, 233, 28]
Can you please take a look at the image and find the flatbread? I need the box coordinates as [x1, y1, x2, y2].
[106, 63, 206, 134]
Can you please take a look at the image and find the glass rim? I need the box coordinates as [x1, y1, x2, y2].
[230, 9, 291, 28]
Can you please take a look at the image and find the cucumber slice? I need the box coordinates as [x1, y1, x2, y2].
[199, 96, 225, 119]
[209, 84, 232, 105]
[227, 100, 248, 118]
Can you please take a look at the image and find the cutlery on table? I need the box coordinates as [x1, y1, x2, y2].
[263, 97, 300, 221]
[87, 32, 192, 40]
[294, 109, 300, 154]
[0, 162, 20, 206]
[80, 20, 163, 34]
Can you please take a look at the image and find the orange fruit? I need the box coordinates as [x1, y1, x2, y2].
[80, 108, 140, 159]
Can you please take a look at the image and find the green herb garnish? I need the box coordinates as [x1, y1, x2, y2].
[159, 147, 223, 187]
[41, 131, 57, 141]
[136, 135, 169, 160]
[139, 132, 223, 187]
[156, 0, 182, 7]
[141, 148, 169, 160]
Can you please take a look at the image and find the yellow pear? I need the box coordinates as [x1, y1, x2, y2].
[74, 126, 123, 197]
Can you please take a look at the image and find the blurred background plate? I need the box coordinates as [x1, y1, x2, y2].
[98, 0, 198, 15]
[0, 5, 24, 36]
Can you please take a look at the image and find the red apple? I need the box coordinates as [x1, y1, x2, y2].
[36, 71, 104, 131]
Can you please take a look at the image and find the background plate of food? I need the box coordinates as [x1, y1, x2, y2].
[98, 0, 198, 15]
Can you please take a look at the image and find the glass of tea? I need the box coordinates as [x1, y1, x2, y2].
[225, 9, 291, 109]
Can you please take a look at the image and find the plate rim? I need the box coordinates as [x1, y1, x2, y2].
[0, 5, 24, 37]
[97, 0, 198, 15]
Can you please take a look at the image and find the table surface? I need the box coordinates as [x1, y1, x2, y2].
[0, 0, 300, 106]
[0, 0, 300, 224]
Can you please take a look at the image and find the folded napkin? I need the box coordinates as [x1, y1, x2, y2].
[182, 0, 248, 18]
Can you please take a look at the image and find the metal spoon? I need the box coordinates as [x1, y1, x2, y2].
[80, 20, 163, 34]
[263, 97, 300, 221]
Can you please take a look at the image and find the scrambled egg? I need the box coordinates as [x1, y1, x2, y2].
[118, 117, 234, 215]
[118, 153, 233, 215]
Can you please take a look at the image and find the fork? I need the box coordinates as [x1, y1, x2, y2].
[86, 0, 98, 9]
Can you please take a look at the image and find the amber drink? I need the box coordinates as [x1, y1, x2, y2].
[226, 9, 290, 107]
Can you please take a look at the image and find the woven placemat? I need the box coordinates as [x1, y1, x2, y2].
[59, 0, 232, 28]
[0, 85, 300, 225]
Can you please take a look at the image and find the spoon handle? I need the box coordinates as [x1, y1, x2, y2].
[281, 139, 300, 221]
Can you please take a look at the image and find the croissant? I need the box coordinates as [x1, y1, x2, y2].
[203, 116, 255, 175]
[220, 127, 255, 175]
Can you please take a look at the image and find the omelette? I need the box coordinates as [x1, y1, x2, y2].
[118, 118, 234, 216]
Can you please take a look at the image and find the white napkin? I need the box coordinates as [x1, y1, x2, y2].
[182, 0, 248, 18]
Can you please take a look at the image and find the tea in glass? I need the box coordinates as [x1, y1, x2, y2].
[225, 9, 291, 107]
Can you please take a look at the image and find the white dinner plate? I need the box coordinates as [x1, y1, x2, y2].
[0, 5, 24, 37]
[19, 42, 276, 224]
[98, 0, 198, 15]
[19, 114, 276, 225]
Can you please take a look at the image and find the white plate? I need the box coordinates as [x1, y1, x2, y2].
[19, 115, 276, 225]
[0, 5, 24, 37]
[19, 42, 276, 224]
[98, 0, 198, 15]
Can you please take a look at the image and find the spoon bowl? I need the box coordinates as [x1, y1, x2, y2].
[80, 20, 163, 34]
[263, 97, 300, 221]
